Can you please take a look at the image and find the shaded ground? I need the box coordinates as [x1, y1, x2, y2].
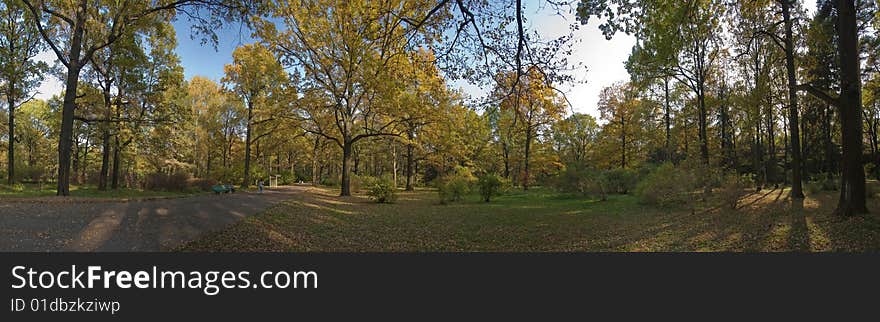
[0, 183, 203, 199]
[181, 186, 880, 252]
[0, 187, 298, 251]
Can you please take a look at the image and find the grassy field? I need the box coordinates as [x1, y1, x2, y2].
[0, 183, 205, 199]
[180, 185, 880, 252]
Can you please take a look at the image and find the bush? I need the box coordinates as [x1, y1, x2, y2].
[635, 163, 694, 208]
[350, 174, 376, 193]
[366, 175, 397, 203]
[320, 176, 340, 187]
[477, 173, 506, 202]
[604, 168, 638, 194]
[437, 166, 476, 204]
[144, 172, 191, 191]
[718, 173, 752, 209]
[552, 165, 609, 201]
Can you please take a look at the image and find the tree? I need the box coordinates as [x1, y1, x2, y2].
[799, 0, 869, 215]
[597, 82, 649, 169]
[0, 0, 46, 184]
[552, 113, 599, 166]
[579, 0, 726, 165]
[494, 67, 564, 190]
[256, 0, 443, 196]
[20, 0, 254, 195]
[223, 43, 288, 188]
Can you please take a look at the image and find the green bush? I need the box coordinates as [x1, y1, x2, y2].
[366, 175, 397, 203]
[437, 166, 476, 204]
[552, 165, 608, 200]
[635, 163, 694, 208]
[604, 168, 638, 194]
[350, 174, 377, 193]
[477, 173, 506, 202]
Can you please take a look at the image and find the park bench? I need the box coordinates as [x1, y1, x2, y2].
[211, 184, 236, 194]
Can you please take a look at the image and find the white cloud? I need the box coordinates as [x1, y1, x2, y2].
[34, 50, 63, 101]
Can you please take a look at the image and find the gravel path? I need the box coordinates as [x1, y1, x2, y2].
[0, 187, 300, 251]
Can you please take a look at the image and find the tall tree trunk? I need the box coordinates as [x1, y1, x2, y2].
[664, 76, 671, 161]
[833, 0, 867, 215]
[57, 62, 82, 196]
[54, 3, 88, 196]
[242, 101, 253, 188]
[405, 141, 414, 191]
[111, 136, 120, 189]
[7, 82, 15, 184]
[767, 102, 776, 183]
[312, 136, 320, 186]
[620, 113, 627, 168]
[523, 126, 532, 191]
[340, 139, 353, 196]
[782, 0, 804, 198]
[502, 142, 511, 179]
[98, 88, 112, 190]
[697, 90, 709, 165]
[824, 105, 834, 173]
[391, 141, 397, 188]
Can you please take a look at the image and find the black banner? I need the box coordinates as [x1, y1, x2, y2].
[2, 253, 878, 320]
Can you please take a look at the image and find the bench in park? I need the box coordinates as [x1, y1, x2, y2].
[211, 184, 236, 194]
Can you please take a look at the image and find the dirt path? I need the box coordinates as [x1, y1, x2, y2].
[0, 186, 302, 251]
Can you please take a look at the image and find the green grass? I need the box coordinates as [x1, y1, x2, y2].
[0, 183, 205, 199]
[180, 185, 880, 252]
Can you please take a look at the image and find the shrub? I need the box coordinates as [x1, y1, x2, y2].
[552, 165, 609, 201]
[635, 163, 694, 208]
[718, 173, 752, 209]
[604, 168, 638, 194]
[144, 172, 191, 191]
[350, 174, 376, 193]
[477, 173, 505, 202]
[366, 175, 397, 203]
[437, 166, 476, 204]
[321, 176, 340, 187]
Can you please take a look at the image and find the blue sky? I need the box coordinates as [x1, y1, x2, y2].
[171, 19, 256, 81]
[47, 2, 833, 118]
[34, 2, 634, 117]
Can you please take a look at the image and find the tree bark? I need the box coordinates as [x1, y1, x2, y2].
[242, 100, 253, 188]
[697, 89, 709, 165]
[832, 0, 867, 215]
[405, 140, 414, 191]
[7, 82, 15, 184]
[340, 139, 353, 196]
[98, 86, 112, 190]
[782, 0, 804, 198]
[663, 76, 671, 161]
[57, 61, 82, 196]
[111, 136, 121, 189]
[523, 125, 532, 191]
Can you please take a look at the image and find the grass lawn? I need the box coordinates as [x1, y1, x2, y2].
[0, 183, 205, 199]
[179, 185, 880, 252]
